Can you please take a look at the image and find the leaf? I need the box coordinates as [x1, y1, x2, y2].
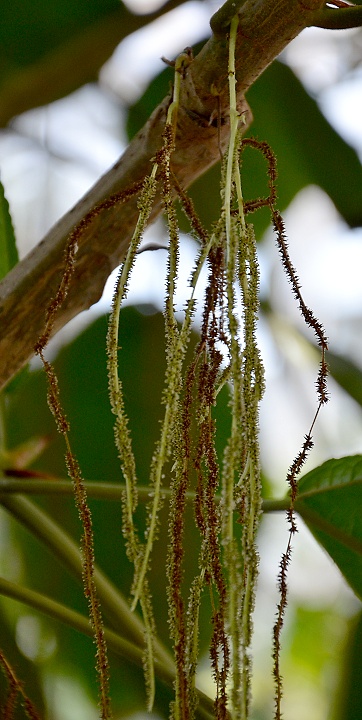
[295, 456, 362, 599]
[126, 65, 174, 141]
[0, 180, 18, 281]
[333, 609, 362, 720]
[326, 349, 362, 408]
[245, 61, 362, 229]
[0, 0, 186, 126]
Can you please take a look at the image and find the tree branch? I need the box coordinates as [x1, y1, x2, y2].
[0, 0, 325, 390]
[311, 3, 362, 29]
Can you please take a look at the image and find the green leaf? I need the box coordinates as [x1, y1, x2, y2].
[295, 456, 362, 599]
[246, 61, 362, 229]
[126, 65, 174, 141]
[327, 350, 362, 408]
[0, 180, 18, 280]
[0, 0, 186, 126]
[333, 609, 362, 720]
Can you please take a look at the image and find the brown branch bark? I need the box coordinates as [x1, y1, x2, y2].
[0, 0, 325, 390]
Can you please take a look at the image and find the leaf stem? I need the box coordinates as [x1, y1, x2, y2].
[0, 477, 289, 512]
[0, 493, 172, 669]
[0, 576, 143, 667]
[0, 575, 215, 720]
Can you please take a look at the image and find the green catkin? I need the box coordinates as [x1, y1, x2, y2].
[106, 170, 159, 711]
[106, 52, 200, 713]
[219, 16, 264, 720]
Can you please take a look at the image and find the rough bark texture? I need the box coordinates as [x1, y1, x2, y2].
[0, 0, 325, 390]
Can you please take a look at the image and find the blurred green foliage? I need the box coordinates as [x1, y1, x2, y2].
[0, 180, 18, 280]
[0, 0, 185, 124]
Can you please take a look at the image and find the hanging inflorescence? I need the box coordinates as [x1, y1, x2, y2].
[32, 15, 328, 720]
[106, 17, 268, 719]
